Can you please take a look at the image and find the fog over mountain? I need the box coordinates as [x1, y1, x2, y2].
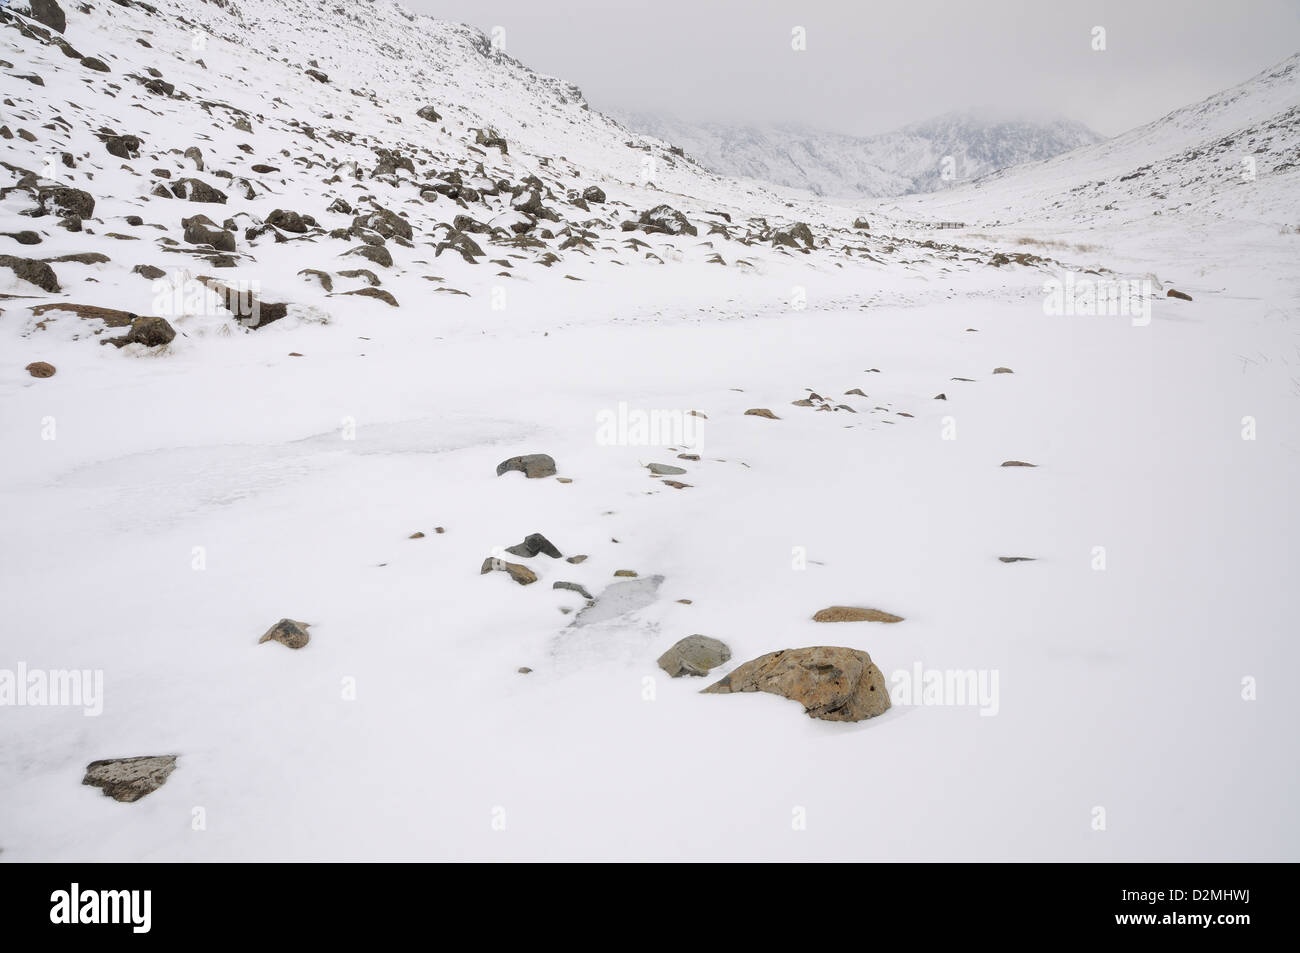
[617, 109, 1106, 198]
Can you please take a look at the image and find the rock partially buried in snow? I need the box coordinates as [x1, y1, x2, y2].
[480, 557, 537, 585]
[496, 453, 556, 479]
[1167, 289, 1193, 301]
[25, 362, 56, 378]
[1000, 460, 1037, 468]
[993, 367, 1014, 374]
[812, 606, 904, 623]
[657, 635, 731, 678]
[83, 755, 178, 802]
[258, 618, 311, 649]
[506, 532, 562, 558]
[647, 463, 687, 475]
[745, 408, 779, 419]
[701, 647, 891, 722]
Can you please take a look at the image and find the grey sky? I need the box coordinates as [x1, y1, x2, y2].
[407, 0, 1300, 137]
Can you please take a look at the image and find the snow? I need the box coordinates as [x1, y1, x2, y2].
[0, 0, 1297, 860]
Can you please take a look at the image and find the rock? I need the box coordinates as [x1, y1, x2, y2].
[613, 569, 638, 578]
[342, 287, 398, 307]
[934, 393, 947, 400]
[183, 221, 236, 252]
[647, 463, 687, 475]
[103, 134, 141, 159]
[27, 0, 68, 33]
[109, 315, 175, 348]
[582, 185, 606, 203]
[553, 581, 594, 600]
[258, 618, 311, 649]
[183, 146, 204, 171]
[853, 217, 870, 230]
[702, 646, 891, 722]
[812, 606, 904, 624]
[25, 361, 56, 378]
[31, 302, 135, 326]
[744, 408, 779, 419]
[657, 635, 731, 678]
[1000, 460, 1037, 467]
[338, 268, 380, 285]
[0, 255, 59, 292]
[506, 532, 562, 558]
[352, 208, 411, 241]
[480, 557, 537, 585]
[171, 178, 227, 203]
[474, 128, 508, 152]
[327, 197, 353, 215]
[566, 555, 588, 564]
[38, 185, 94, 219]
[1, 230, 41, 245]
[305, 68, 329, 83]
[992, 367, 1013, 374]
[82, 755, 177, 803]
[266, 209, 317, 233]
[343, 244, 393, 268]
[517, 667, 532, 674]
[81, 56, 110, 72]
[998, 556, 1036, 563]
[409, 531, 425, 539]
[132, 263, 166, 280]
[496, 453, 556, 479]
[416, 104, 442, 122]
[636, 204, 696, 236]
[1167, 289, 1193, 301]
[662, 480, 692, 490]
[45, 252, 109, 265]
[297, 268, 332, 291]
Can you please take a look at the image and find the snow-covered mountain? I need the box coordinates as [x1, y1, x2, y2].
[617, 110, 1104, 198]
[895, 53, 1300, 229]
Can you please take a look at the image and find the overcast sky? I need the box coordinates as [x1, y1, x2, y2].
[407, 0, 1300, 137]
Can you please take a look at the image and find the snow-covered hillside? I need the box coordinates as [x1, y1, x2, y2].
[892, 53, 1300, 229]
[619, 109, 1104, 198]
[1, 0, 1297, 863]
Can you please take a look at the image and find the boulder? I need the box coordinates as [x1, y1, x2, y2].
[657, 635, 731, 678]
[82, 755, 178, 802]
[416, 104, 442, 122]
[0, 255, 59, 292]
[702, 646, 891, 722]
[496, 453, 556, 479]
[25, 361, 56, 378]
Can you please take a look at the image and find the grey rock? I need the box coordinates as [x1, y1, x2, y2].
[657, 635, 731, 678]
[83, 755, 177, 803]
[496, 453, 556, 479]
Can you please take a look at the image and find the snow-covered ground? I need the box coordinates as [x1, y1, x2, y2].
[1, 0, 1297, 860]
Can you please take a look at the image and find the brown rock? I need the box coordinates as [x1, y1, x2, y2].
[1000, 460, 1037, 467]
[25, 361, 55, 378]
[745, 408, 779, 419]
[480, 557, 537, 585]
[812, 606, 904, 624]
[702, 646, 891, 722]
[258, 618, 311, 649]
